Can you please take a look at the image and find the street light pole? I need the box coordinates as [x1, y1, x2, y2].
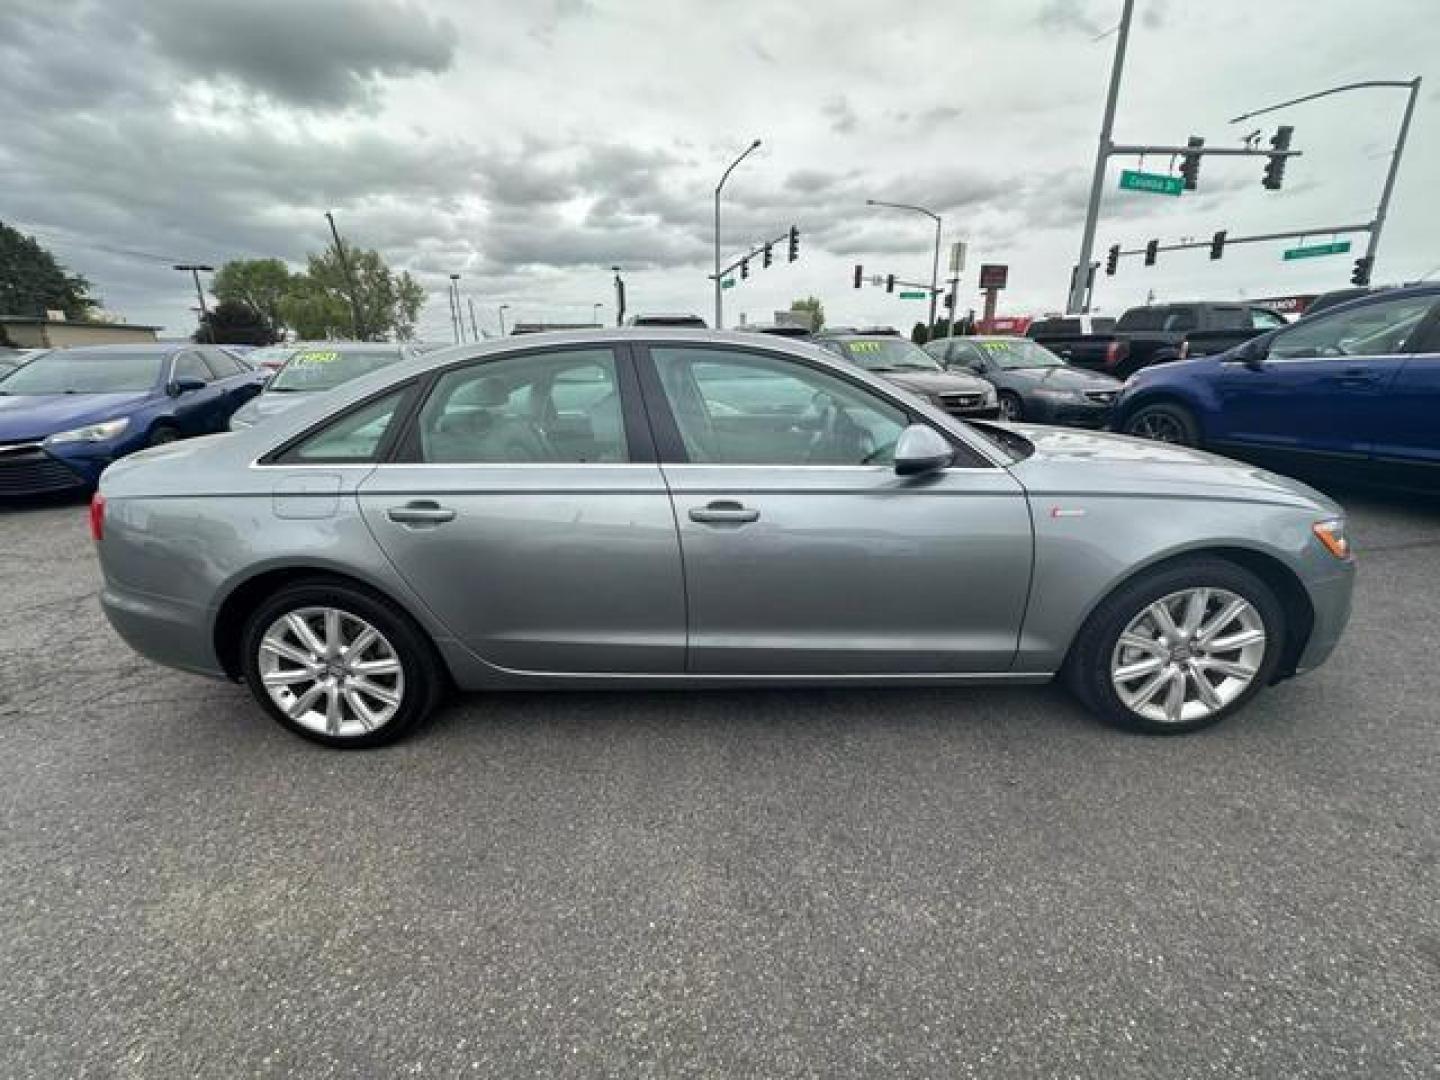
[592, 302, 603, 326]
[611, 266, 626, 326]
[498, 304, 509, 337]
[449, 274, 462, 344]
[714, 138, 762, 330]
[324, 210, 364, 339]
[1068, 0, 1135, 315]
[866, 199, 943, 328]
[467, 297, 481, 341]
[1230, 77, 1421, 271]
[173, 264, 214, 341]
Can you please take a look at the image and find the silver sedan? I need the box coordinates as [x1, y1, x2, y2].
[93, 330, 1355, 747]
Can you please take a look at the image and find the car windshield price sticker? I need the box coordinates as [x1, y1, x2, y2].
[292, 351, 340, 365]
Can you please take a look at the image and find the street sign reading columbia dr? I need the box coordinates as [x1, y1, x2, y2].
[1282, 240, 1352, 261]
[1119, 169, 1184, 196]
[898, 291, 928, 300]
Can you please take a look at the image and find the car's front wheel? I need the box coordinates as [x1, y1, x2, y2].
[1124, 401, 1199, 446]
[1066, 558, 1285, 734]
[240, 581, 444, 747]
[998, 391, 1024, 421]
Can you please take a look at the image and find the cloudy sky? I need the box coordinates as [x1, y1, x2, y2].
[2, 0, 1437, 339]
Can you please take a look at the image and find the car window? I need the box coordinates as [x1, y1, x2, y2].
[206, 348, 248, 376]
[947, 342, 984, 370]
[1030, 318, 1080, 336]
[269, 346, 405, 392]
[1207, 308, 1248, 330]
[416, 348, 626, 464]
[172, 351, 214, 383]
[1166, 308, 1198, 331]
[1091, 317, 1117, 333]
[0, 347, 164, 394]
[1250, 308, 1287, 330]
[651, 346, 907, 466]
[1268, 295, 1437, 361]
[282, 389, 408, 463]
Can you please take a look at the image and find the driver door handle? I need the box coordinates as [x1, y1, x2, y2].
[387, 500, 457, 525]
[689, 500, 760, 525]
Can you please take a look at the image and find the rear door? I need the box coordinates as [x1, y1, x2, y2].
[1371, 303, 1440, 478]
[168, 350, 230, 434]
[1212, 292, 1437, 461]
[636, 342, 1033, 675]
[355, 344, 686, 674]
[200, 347, 265, 414]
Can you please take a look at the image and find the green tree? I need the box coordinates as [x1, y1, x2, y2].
[212, 259, 294, 336]
[0, 220, 98, 322]
[910, 321, 930, 345]
[789, 296, 825, 332]
[196, 299, 279, 346]
[303, 241, 425, 341]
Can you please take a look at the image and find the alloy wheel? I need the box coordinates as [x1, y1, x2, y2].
[1129, 411, 1186, 444]
[1110, 587, 1266, 725]
[257, 606, 405, 738]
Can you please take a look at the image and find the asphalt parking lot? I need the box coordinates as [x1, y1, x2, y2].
[1, 485, 1436, 1078]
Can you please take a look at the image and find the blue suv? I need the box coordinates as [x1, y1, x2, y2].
[0, 343, 265, 496]
[1113, 285, 1440, 489]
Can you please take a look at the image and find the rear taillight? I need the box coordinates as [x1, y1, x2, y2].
[89, 492, 105, 543]
[1179, 341, 1191, 360]
[1104, 341, 1126, 368]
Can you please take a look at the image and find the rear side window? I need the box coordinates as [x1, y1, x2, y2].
[1207, 308, 1248, 330]
[279, 390, 408, 463]
[173, 352, 214, 383]
[1030, 318, 1080, 336]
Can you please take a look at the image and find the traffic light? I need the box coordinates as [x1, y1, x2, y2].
[1144, 239, 1158, 267]
[740, 257, 749, 280]
[853, 264, 863, 289]
[1263, 125, 1293, 190]
[1105, 244, 1120, 276]
[1351, 255, 1374, 287]
[944, 289, 956, 312]
[885, 274, 895, 293]
[1210, 230, 1227, 260]
[787, 226, 799, 262]
[763, 242, 773, 269]
[1180, 135, 1204, 191]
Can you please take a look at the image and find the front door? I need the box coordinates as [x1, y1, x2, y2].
[356, 345, 686, 674]
[638, 343, 1033, 675]
[1213, 292, 1437, 461]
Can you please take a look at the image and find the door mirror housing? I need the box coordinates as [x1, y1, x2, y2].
[894, 424, 953, 476]
[169, 376, 207, 396]
[1242, 344, 1268, 372]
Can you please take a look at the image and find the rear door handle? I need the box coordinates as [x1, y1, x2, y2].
[689, 500, 760, 525]
[387, 500, 457, 525]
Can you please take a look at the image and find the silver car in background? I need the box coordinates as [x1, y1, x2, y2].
[94, 330, 1355, 748]
[228, 342, 414, 430]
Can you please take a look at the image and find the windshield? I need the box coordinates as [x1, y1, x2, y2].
[268, 346, 405, 392]
[248, 345, 299, 367]
[838, 338, 942, 372]
[0, 347, 164, 394]
[974, 339, 1065, 369]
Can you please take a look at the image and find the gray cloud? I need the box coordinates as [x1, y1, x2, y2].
[136, 0, 456, 109]
[822, 95, 859, 134]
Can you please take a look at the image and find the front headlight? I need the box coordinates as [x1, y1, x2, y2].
[1312, 518, 1352, 560]
[43, 418, 131, 446]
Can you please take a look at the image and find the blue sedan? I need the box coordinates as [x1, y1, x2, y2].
[1113, 284, 1440, 489]
[0, 343, 265, 496]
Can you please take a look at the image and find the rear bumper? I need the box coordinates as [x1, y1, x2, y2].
[100, 582, 227, 679]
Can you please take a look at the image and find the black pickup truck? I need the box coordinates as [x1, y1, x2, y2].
[1028, 302, 1290, 377]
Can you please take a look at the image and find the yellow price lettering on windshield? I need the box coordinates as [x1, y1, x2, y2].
[850, 341, 882, 353]
[980, 341, 1014, 352]
[292, 350, 340, 365]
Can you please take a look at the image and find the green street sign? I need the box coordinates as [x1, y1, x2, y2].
[1283, 240, 1352, 261]
[898, 290, 928, 299]
[721, 277, 736, 289]
[1119, 169, 1184, 196]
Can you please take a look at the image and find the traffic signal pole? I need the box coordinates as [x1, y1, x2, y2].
[1068, 0, 1134, 316]
[1231, 78, 1420, 275]
[1108, 221, 1373, 263]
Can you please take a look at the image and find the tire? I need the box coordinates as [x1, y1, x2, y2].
[1124, 401, 1199, 447]
[240, 580, 445, 748]
[1064, 557, 1286, 735]
[148, 423, 180, 447]
[998, 391, 1024, 421]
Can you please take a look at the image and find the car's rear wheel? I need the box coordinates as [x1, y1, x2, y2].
[240, 581, 443, 748]
[998, 391, 1024, 421]
[1124, 401, 1198, 446]
[1065, 558, 1285, 734]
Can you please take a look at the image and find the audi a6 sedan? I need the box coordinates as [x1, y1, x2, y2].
[94, 330, 1355, 748]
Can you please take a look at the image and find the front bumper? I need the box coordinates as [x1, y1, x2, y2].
[1027, 396, 1115, 429]
[0, 442, 98, 496]
[1292, 564, 1356, 677]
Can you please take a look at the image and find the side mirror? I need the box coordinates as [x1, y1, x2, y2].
[894, 424, 953, 476]
[1242, 344, 1267, 372]
[169, 376, 207, 396]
